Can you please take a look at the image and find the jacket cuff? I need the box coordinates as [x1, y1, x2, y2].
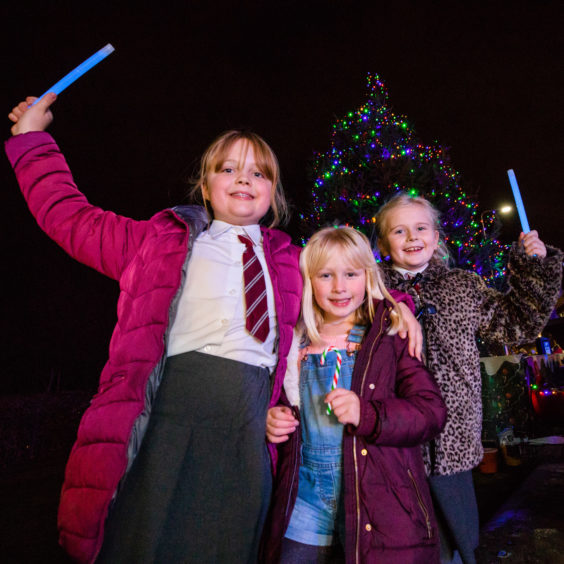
[349, 397, 380, 438]
[509, 242, 564, 270]
[388, 289, 415, 313]
[5, 131, 57, 167]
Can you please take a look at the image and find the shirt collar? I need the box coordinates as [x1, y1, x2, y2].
[392, 264, 429, 279]
[208, 220, 262, 246]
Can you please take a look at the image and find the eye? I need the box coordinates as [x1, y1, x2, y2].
[253, 171, 265, 178]
[393, 228, 404, 235]
[222, 167, 234, 173]
[347, 270, 363, 278]
[317, 272, 331, 279]
[417, 225, 427, 231]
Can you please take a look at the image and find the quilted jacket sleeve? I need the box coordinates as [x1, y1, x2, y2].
[477, 243, 563, 347]
[353, 334, 447, 447]
[6, 132, 153, 281]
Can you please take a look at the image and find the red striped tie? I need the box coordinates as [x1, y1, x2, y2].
[238, 235, 269, 342]
[405, 272, 421, 294]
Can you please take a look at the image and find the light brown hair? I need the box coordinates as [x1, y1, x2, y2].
[190, 130, 289, 227]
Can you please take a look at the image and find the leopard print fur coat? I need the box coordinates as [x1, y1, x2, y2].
[381, 243, 563, 476]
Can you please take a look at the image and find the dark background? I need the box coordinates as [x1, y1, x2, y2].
[2, 0, 563, 392]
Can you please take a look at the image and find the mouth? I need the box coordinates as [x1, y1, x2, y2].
[403, 246, 423, 253]
[231, 191, 254, 200]
[329, 298, 352, 307]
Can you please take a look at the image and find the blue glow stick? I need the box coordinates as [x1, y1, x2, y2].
[507, 169, 530, 233]
[32, 44, 115, 105]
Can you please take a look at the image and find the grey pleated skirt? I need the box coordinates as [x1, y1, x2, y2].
[97, 351, 272, 563]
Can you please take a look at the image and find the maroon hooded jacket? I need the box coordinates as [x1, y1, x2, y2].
[262, 299, 447, 564]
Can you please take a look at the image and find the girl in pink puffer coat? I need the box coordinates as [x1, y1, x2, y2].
[7, 93, 302, 564]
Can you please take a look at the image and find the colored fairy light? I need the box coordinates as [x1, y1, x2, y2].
[303, 71, 509, 287]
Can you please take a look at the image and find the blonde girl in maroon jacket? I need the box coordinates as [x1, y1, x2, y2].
[263, 227, 446, 564]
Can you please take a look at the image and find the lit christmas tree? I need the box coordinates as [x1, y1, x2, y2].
[301, 72, 509, 287]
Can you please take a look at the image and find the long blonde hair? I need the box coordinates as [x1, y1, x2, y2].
[375, 193, 451, 265]
[190, 130, 289, 227]
[300, 226, 403, 345]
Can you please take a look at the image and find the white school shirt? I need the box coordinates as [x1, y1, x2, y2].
[392, 264, 429, 279]
[167, 220, 278, 371]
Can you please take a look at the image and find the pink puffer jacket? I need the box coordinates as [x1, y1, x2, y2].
[5, 132, 302, 563]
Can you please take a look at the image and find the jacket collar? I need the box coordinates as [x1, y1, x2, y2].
[171, 204, 208, 237]
[382, 259, 448, 284]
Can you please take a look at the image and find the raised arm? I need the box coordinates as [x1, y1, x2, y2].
[6, 96, 153, 280]
[478, 231, 562, 347]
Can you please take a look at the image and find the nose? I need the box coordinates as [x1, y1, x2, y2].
[332, 275, 346, 293]
[406, 229, 416, 241]
[236, 170, 250, 185]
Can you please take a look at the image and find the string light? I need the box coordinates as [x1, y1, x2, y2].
[303, 72, 509, 286]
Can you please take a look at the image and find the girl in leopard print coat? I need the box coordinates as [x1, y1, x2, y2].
[375, 193, 563, 564]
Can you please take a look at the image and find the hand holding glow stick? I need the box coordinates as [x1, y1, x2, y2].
[507, 169, 531, 233]
[320, 346, 342, 415]
[32, 44, 115, 106]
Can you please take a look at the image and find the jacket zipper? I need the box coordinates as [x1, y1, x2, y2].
[284, 407, 300, 519]
[407, 468, 433, 538]
[354, 306, 387, 563]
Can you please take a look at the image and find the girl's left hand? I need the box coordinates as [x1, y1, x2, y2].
[519, 230, 547, 259]
[266, 406, 298, 443]
[325, 388, 360, 427]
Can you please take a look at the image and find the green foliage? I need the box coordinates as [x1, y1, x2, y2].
[301, 73, 508, 286]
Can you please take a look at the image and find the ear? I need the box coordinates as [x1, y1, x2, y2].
[201, 182, 209, 201]
[433, 230, 440, 249]
[377, 239, 389, 258]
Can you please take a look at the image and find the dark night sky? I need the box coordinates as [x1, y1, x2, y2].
[2, 1, 563, 391]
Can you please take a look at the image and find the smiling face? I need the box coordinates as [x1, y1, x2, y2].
[311, 254, 367, 326]
[381, 203, 439, 271]
[202, 138, 273, 226]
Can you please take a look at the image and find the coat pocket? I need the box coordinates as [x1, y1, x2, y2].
[359, 448, 436, 546]
[407, 468, 433, 539]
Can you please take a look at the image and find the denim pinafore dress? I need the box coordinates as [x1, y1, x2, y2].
[285, 326, 365, 547]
